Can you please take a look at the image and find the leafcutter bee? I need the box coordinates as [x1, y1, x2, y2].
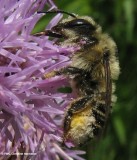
[36, 10, 120, 146]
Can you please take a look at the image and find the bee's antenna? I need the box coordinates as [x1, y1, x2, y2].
[37, 10, 76, 18]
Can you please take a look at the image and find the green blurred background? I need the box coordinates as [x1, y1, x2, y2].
[35, 0, 137, 160]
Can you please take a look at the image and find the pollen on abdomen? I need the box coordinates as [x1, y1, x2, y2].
[68, 106, 96, 145]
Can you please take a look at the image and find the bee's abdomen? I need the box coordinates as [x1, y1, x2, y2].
[63, 97, 108, 145]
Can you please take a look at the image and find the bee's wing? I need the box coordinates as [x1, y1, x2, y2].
[103, 52, 112, 118]
[99, 51, 112, 137]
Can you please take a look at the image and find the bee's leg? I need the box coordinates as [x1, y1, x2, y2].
[59, 67, 86, 75]
[44, 66, 86, 78]
[43, 70, 59, 79]
[33, 30, 63, 38]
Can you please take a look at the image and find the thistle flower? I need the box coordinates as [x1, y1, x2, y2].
[0, 0, 85, 160]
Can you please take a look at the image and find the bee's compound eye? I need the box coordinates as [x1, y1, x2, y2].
[64, 19, 96, 31]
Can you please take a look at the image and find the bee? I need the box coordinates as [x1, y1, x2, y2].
[36, 10, 120, 146]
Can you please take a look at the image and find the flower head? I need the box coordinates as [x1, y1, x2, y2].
[0, 0, 85, 159]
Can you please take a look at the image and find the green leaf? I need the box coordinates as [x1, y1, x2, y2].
[113, 116, 126, 145]
[123, 0, 134, 42]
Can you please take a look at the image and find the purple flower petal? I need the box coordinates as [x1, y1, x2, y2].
[0, 0, 86, 159]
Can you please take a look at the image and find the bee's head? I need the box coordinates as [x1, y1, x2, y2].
[38, 10, 102, 39]
[52, 16, 102, 39]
